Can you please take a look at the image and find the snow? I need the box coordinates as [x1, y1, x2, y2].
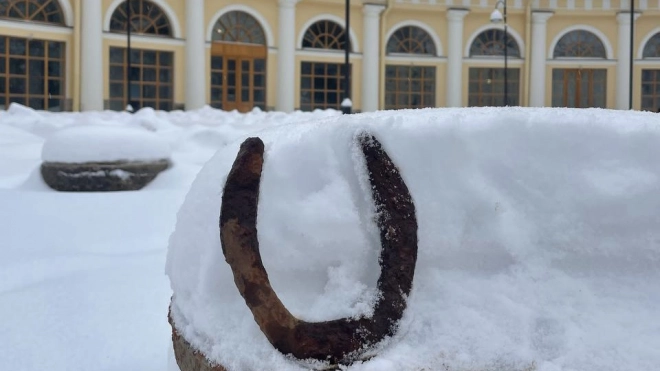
[41, 125, 171, 163]
[1, 103, 660, 371]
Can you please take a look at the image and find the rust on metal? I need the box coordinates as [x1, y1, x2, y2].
[216, 134, 418, 365]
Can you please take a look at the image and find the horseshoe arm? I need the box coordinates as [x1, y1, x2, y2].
[219, 135, 418, 365]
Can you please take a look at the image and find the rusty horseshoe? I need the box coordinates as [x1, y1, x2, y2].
[219, 133, 418, 365]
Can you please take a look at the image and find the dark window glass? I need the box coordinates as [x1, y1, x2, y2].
[28, 40, 44, 57]
[254, 59, 265, 72]
[211, 56, 223, 69]
[28, 60, 44, 77]
[385, 65, 436, 110]
[302, 20, 351, 51]
[109, 0, 173, 37]
[212, 11, 266, 44]
[9, 58, 26, 74]
[48, 61, 60, 75]
[643, 33, 660, 58]
[640, 69, 660, 111]
[470, 29, 520, 58]
[0, 36, 65, 110]
[143, 68, 157, 81]
[107, 46, 174, 111]
[9, 38, 26, 55]
[0, 0, 66, 26]
[467, 67, 521, 107]
[299, 61, 350, 111]
[553, 30, 606, 58]
[29, 77, 44, 94]
[386, 26, 436, 55]
[48, 41, 61, 58]
[143, 50, 157, 65]
[9, 77, 26, 93]
[29, 97, 44, 109]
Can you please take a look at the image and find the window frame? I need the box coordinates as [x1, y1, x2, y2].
[109, 0, 173, 37]
[467, 67, 521, 107]
[300, 61, 350, 111]
[108, 46, 174, 111]
[0, 35, 66, 111]
[0, 0, 65, 25]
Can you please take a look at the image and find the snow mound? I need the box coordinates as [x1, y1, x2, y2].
[167, 107, 660, 371]
[41, 125, 171, 163]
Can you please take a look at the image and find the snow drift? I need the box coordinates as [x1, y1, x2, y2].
[166, 107, 660, 371]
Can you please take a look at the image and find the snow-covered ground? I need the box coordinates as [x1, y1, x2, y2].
[1, 103, 659, 371]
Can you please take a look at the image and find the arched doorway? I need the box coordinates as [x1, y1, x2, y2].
[210, 11, 267, 112]
[551, 30, 607, 108]
[467, 28, 521, 107]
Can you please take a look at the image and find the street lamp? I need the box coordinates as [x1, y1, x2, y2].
[126, 0, 134, 112]
[629, 0, 635, 110]
[490, 0, 508, 106]
[342, 0, 351, 114]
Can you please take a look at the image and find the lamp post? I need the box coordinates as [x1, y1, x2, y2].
[490, 0, 508, 106]
[342, 0, 352, 114]
[629, 0, 634, 110]
[126, 0, 134, 112]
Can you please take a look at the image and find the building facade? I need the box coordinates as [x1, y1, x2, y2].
[1, 0, 660, 113]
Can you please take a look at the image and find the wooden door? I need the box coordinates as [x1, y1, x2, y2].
[552, 68, 606, 108]
[210, 43, 266, 112]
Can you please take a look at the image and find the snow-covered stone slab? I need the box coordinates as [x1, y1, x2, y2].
[40, 125, 171, 191]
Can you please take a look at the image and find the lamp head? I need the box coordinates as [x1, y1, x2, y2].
[490, 9, 504, 23]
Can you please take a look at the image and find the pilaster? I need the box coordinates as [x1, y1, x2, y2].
[529, 11, 553, 107]
[276, 0, 299, 112]
[446, 8, 469, 107]
[185, 0, 206, 110]
[80, 0, 103, 111]
[361, 4, 386, 112]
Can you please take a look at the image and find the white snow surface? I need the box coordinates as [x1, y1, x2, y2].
[41, 125, 171, 163]
[1, 103, 659, 371]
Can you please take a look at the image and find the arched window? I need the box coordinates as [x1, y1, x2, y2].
[0, 0, 64, 25]
[212, 11, 266, 45]
[468, 29, 521, 107]
[553, 30, 606, 58]
[642, 32, 660, 58]
[109, 0, 172, 37]
[469, 29, 520, 58]
[107, 1, 174, 111]
[384, 26, 437, 110]
[386, 26, 436, 55]
[302, 20, 351, 51]
[300, 20, 352, 111]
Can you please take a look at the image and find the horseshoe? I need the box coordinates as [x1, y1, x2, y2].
[219, 133, 418, 365]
